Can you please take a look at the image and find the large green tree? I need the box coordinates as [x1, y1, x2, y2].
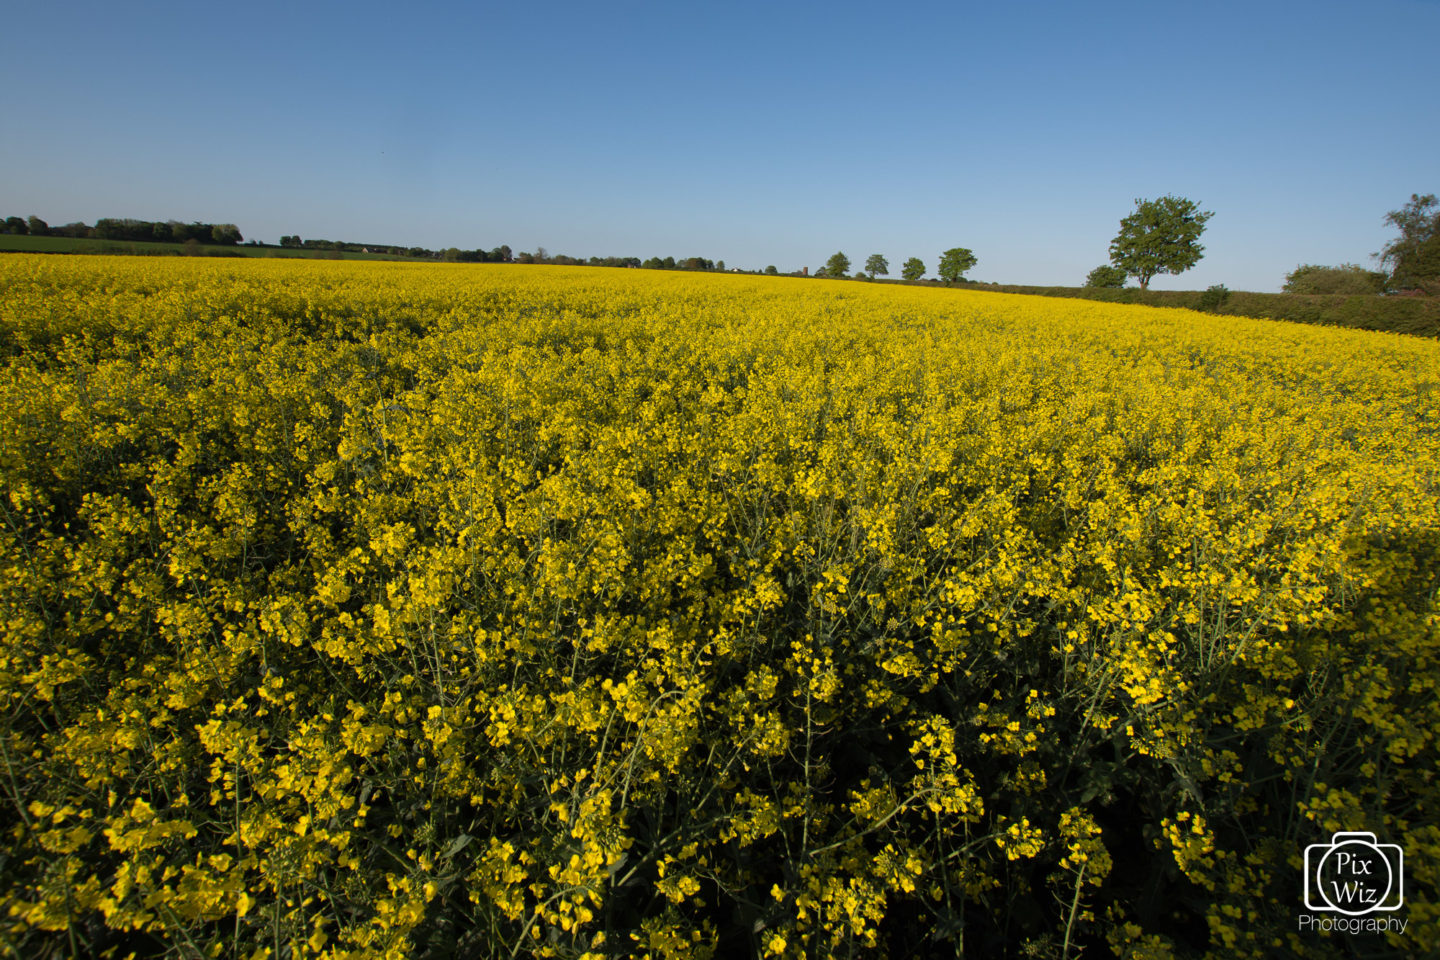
[1108, 195, 1213, 290]
[825, 251, 851, 278]
[1379, 193, 1440, 293]
[865, 253, 889, 279]
[901, 257, 925, 281]
[937, 247, 977, 284]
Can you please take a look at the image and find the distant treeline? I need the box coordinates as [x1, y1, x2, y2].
[6, 215, 755, 273]
[520, 255, 727, 270]
[3, 215, 746, 272]
[3, 216, 243, 245]
[283, 241, 736, 271]
[274, 240, 732, 271]
[276, 236, 513, 260]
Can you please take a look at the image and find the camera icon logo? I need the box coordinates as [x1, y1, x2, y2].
[1303, 832, 1404, 915]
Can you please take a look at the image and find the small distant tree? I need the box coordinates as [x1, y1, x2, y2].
[3, 216, 28, 235]
[1085, 265, 1127, 288]
[717, 260, 725, 272]
[937, 247, 977, 284]
[825, 252, 851, 278]
[211, 224, 242, 245]
[901, 257, 925, 281]
[1108, 195, 1213, 289]
[764, 265, 779, 275]
[865, 253, 889, 278]
[26, 216, 48, 236]
[280, 235, 302, 248]
[1197, 284, 1230, 312]
[535, 246, 548, 264]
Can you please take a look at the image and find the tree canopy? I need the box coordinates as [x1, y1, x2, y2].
[1108, 196, 1213, 290]
[1380, 193, 1440, 294]
[901, 257, 925, 281]
[865, 254, 889, 278]
[826, 252, 851, 278]
[937, 248, 977, 284]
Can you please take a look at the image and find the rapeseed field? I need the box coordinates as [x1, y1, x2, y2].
[2, 255, 1437, 957]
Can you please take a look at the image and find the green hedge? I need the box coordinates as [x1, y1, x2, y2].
[975, 284, 1440, 338]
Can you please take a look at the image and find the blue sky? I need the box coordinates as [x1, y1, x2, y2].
[3, 0, 1437, 291]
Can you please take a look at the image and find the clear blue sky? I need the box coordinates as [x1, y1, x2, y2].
[4, 0, 1437, 291]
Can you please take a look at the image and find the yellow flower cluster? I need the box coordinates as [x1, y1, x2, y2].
[2, 254, 1438, 956]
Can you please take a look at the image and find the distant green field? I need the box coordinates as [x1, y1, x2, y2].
[0, 234, 424, 261]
